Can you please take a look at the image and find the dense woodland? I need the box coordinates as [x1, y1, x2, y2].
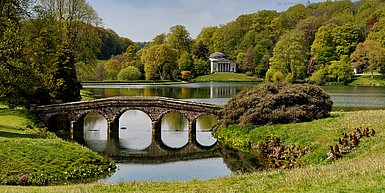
[2, 0, 385, 107]
[102, 0, 385, 83]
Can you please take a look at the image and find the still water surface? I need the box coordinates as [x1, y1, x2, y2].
[79, 82, 385, 183]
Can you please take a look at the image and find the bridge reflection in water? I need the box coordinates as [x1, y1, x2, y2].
[58, 110, 219, 163]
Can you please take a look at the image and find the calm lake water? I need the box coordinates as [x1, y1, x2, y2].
[78, 82, 385, 183]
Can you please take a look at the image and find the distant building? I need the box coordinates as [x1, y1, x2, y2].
[209, 52, 236, 73]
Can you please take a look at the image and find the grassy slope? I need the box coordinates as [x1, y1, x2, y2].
[194, 72, 262, 82]
[350, 75, 385, 86]
[2, 110, 385, 192]
[0, 106, 114, 186]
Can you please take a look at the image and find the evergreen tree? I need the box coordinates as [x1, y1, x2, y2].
[51, 42, 82, 102]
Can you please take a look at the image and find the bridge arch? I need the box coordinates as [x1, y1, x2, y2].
[111, 107, 155, 123]
[47, 114, 71, 131]
[118, 109, 152, 150]
[195, 114, 218, 148]
[160, 111, 189, 149]
[75, 110, 109, 123]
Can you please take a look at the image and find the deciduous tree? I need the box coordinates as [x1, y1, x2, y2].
[267, 30, 308, 82]
[351, 40, 385, 78]
[140, 44, 178, 80]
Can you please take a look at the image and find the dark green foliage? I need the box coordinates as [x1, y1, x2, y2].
[0, 0, 53, 108]
[97, 27, 134, 60]
[221, 83, 333, 127]
[51, 42, 82, 102]
[192, 40, 209, 60]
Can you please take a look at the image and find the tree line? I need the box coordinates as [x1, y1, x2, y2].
[3, 0, 385, 108]
[99, 0, 385, 84]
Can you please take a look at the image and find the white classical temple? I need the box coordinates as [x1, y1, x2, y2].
[209, 52, 236, 73]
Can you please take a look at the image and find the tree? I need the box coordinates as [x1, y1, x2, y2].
[140, 44, 178, 80]
[117, 66, 141, 81]
[311, 24, 337, 63]
[192, 58, 210, 77]
[332, 24, 362, 56]
[267, 30, 309, 82]
[51, 42, 82, 102]
[367, 18, 385, 47]
[178, 52, 193, 72]
[327, 55, 352, 84]
[196, 26, 218, 54]
[0, 0, 52, 107]
[167, 25, 192, 54]
[123, 44, 140, 67]
[239, 46, 257, 72]
[192, 40, 209, 60]
[351, 40, 385, 78]
[38, 0, 102, 63]
[151, 33, 167, 45]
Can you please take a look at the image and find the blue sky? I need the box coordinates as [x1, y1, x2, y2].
[88, 0, 325, 42]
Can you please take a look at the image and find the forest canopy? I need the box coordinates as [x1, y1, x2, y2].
[2, 0, 385, 107]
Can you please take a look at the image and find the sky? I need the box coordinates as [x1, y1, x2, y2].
[88, 0, 325, 42]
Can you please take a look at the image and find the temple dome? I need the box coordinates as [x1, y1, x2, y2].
[209, 52, 226, 59]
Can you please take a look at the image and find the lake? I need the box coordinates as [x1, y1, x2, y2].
[78, 82, 385, 183]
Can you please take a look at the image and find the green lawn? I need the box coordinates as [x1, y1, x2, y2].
[350, 75, 385, 86]
[0, 107, 115, 186]
[194, 72, 262, 82]
[1, 110, 385, 192]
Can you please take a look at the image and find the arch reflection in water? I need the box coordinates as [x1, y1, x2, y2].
[47, 114, 71, 138]
[161, 112, 189, 148]
[83, 112, 108, 152]
[119, 110, 152, 150]
[196, 115, 218, 146]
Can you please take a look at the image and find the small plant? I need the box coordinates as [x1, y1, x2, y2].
[252, 136, 310, 170]
[327, 128, 375, 161]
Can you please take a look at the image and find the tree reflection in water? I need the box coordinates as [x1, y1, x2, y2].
[196, 115, 217, 146]
[83, 112, 108, 152]
[161, 112, 188, 148]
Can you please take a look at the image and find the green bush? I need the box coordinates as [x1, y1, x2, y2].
[245, 71, 254, 76]
[117, 66, 141, 81]
[272, 71, 285, 82]
[221, 82, 333, 127]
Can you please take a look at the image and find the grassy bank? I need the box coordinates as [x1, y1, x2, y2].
[0, 106, 115, 186]
[1, 110, 385, 192]
[350, 75, 385, 86]
[194, 72, 262, 82]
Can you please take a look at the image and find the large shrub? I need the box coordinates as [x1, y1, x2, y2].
[117, 66, 141, 81]
[221, 82, 333, 127]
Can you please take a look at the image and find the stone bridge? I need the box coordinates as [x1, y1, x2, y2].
[34, 96, 222, 149]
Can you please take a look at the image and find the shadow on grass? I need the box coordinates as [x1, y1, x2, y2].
[0, 125, 38, 139]
[0, 131, 37, 139]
